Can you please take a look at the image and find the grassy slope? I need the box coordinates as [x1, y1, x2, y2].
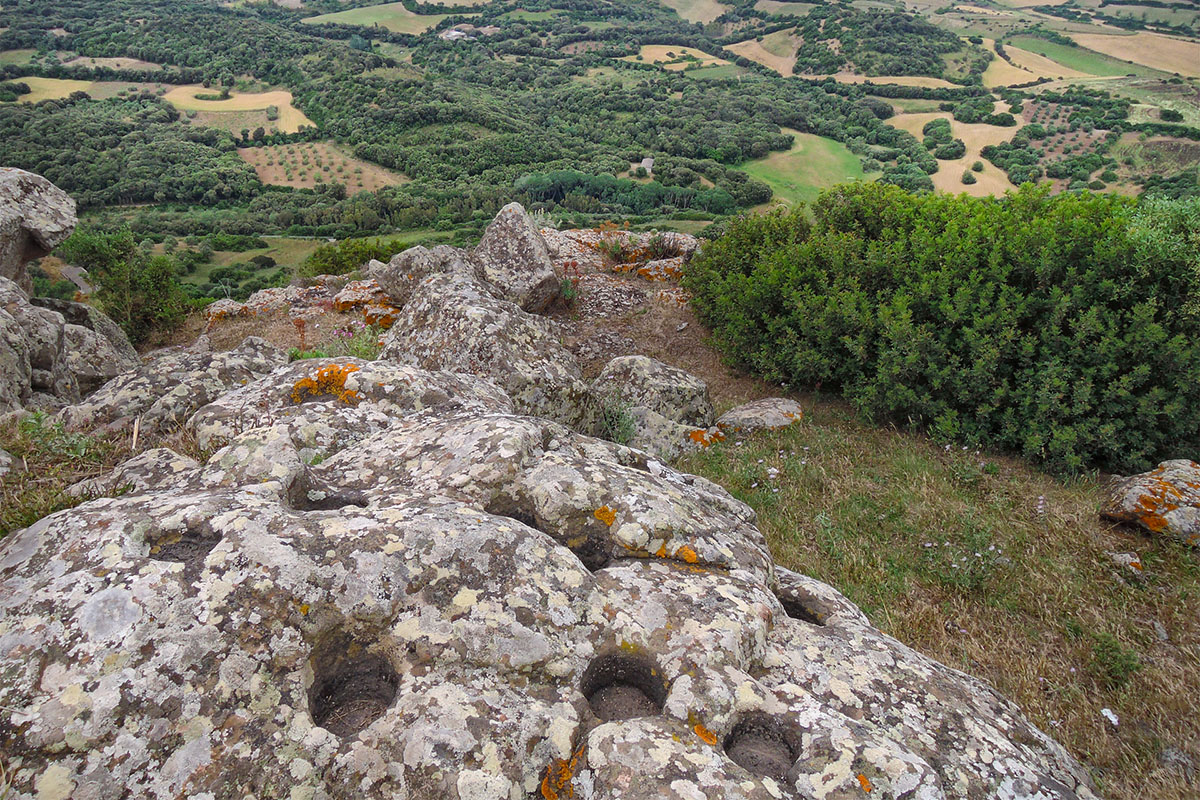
[301, 2, 451, 34]
[742, 129, 870, 205]
[679, 398, 1199, 800]
[1008, 35, 1163, 77]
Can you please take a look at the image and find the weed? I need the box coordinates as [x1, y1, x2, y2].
[1091, 633, 1142, 688]
[560, 277, 578, 306]
[330, 321, 383, 360]
[595, 398, 637, 445]
[289, 347, 330, 361]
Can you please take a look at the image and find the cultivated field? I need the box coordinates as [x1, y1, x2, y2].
[6, 75, 94, 102]
[237, 142, 408, 195]
[742, 128, 871, 205]
[623, 45, 729, 70]
[301, 2, 455, 34]
[889, 110, 1019, 196]
[61, 55, 162, 70]
[725, 29, 799, 76]
[1010, 34, 1162, 77]
[163, 85, 314, 133]
[827, 72, 959, 88]
[754, 0, 814, 14]
[1070, 31, 1200, 77]
[660, 0, 730, 24]
[983, 37, 1094, 86]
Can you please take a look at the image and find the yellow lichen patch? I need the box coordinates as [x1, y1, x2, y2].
[362, 301, 401, 329]
[857, 773, 874, 793]
[593, 506, 617, 526]
[677, 545, 699, 564]
[290, 363, 362, 406]
[540, 744, 585, 800]
[694, 723, 718, 745]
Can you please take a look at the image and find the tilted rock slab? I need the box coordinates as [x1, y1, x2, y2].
[0, 397, 1096, 798]
[717, 398, 804, 434]
[0, 167, 76, 293]
[57, 335, 287, 434]
[368, 244, 484, 309]
[1101, 459, 1200, 546]
[473, 202, 560, 312]
[380, 271, 592, 430]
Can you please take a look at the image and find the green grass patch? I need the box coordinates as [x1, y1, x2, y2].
[682, 64, 748, 80]
[1007, 35, 1161, 77]
[741, 129, 872, 205]
[301, 3, 455, 34]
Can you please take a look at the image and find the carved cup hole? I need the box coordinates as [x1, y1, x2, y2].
[150, 526, 222, 580]
[288, 475, 367, 512]
[485, 499, 612, 572]
[778, 593, 826, 627]
[724, 714, 799, 779]
[309, 636, 399, 738]
[580, 653, 667, 721]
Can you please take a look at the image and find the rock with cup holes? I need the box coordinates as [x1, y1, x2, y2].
[379, 271, 592, 430]
[472, 201, 560, 312]
[717, 398, 804, 433]
[1100, 459, 1200, 547]
[593, 355, 714, 428]
[1, 407, 1098, 796]
[56, 335, 287, 435]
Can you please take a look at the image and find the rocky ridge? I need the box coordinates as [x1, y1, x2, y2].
[0, 184, 1103, 799]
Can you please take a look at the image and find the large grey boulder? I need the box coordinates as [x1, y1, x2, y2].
[58, 335, 287, 434]
[717, 398, 804, 434]
[0, 400, 1098, 799]
[367, 244, 483, 308]
[473, 202, 560, 312]
[379, 271, 592, 429]
[594, 355, 715, 428]
[0, 167, 76, 293]
[1101, 459, 1200, 547]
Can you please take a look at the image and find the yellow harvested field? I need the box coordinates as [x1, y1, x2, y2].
[238, 142, 407, 195]
[163, 85, 315, 133]
[982, 37, 1092, 86]
[61, 55, 162, 70]
[7, 76, 93, 102]
[1070, 31, 1200, 77]
[726, 30, 798, 76]
[660, 0, 730, 24]
[889, 110, 1019, 196]
[827, 72, 958, 88]
[623, 45, 728, 70]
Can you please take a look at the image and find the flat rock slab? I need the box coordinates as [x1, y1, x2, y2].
[717, 398, 804, 433]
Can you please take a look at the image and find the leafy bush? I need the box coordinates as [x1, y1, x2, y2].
[298, 238, 398, 278]
[684, 184, 1200, 474]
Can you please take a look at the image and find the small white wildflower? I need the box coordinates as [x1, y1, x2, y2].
[1101, 708, 1119, 727]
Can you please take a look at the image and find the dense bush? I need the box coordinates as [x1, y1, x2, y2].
[684, 183, 1200, 473]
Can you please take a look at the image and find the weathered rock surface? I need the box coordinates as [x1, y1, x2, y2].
[57, 335, 287, 434]
[0, 278, 137, 413]
[0, 401, 1097, 799]
[474, 202, 560, 312]
[380, 271, 591, 429]
[0, 168, 76, 293]
[594, 355, 714, 428]
[368, 244, 483, 310]
[0, 445, 12, 477]
[717, 398, 804, 433]
[1100, 459, 1200, 546]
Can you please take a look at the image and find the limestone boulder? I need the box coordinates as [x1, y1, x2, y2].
[594, 355, 714, 428]
[717, 398, 804, 434]
[1100, 459, 1200, 546]
[380, 271, 591, 429]
[473, 202, 560, 312]
[0, 168, 76, 293]
[58, 336, 287, 434]
[0, 402, 1098, 799]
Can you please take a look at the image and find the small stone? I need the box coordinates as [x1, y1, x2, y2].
[1152, 620, 1169, 642]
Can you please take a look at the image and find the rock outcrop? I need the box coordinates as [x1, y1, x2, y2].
[0, 200, 1098, 799]
[0, 167, 76, 293]
[594, 355, 715, 428]
[717, 398, 805, 433]
[1101, 459, 1200, 546]
[473, 201, 560, 312]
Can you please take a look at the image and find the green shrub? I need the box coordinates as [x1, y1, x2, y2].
[1090, 632, 1141, 688]
[683, 183, 1200, 474]
[961, 170, 977, 185]
[594, 397, 637, 445]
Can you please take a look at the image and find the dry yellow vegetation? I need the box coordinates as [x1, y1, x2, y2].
[982, 37, 1093, 86]
[238, 142, 408, 195]
[163, 85, 315, 133]
[827, 72, 959, 88]
[1070, 31, 1200, 77]
[726, 30, 799, 76]
[622, 45, 729, 70]
[659, 0, 729, 24]
[8, 75, 93, 102]
[890, 109, 1019, 196]
[60, 55, 162, 70]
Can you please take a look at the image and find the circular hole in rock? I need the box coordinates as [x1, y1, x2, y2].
[150, 526, 222, 580]
[485, 500, 612, 572]
[778, 594, 826, 627]
[288, 476, 367, 512]
[723, 713, 800, 779]
[309, 636, 399, 738]
[580, 653, 667, 721]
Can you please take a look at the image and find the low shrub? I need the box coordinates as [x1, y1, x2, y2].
[684, 183, 1200, 474]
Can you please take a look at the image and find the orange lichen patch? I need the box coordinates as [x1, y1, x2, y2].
[688, 428, 725, 447]
[653, 287, 692, 307]
[676, 545, 699, 564]
[541, 744, 586, 800]
[694, 723, 718, 745]
[593, 506, 617, 526]
[290, 363, 362, 405]
[361, 301, 401, 329]
[857, 773, 874, 793]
